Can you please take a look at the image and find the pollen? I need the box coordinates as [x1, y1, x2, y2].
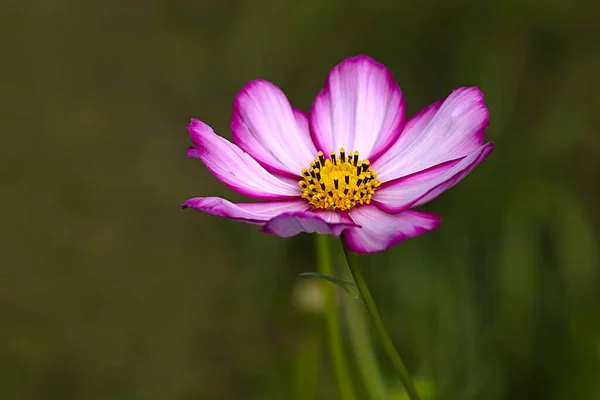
[299, 149, 381, 211]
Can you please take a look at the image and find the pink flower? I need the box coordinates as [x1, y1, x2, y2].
[183, 55, 494, 254]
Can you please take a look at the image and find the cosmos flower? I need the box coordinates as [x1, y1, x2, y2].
[183, 55, 494, 254]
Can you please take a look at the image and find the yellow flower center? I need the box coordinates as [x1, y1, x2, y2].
[299, 149, 381, 211]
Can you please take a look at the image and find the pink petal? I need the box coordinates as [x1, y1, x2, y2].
[260, 210, 358, 237]
[181, 197, 309, 224]
[373, 143, 494, 213]
[343, 206, 441, 254]
[187, 119, 301, 200]
[373, 87, 489, 183]
[232, 80, 317, 177]
[310, 55, 405, 161]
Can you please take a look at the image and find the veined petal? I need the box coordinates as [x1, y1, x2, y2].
[373, 143, 494, 213]
[373, 87, 489, 183]
[188, 118, 301, 199]
[232, 80, 317, 176]
[310, 55, 405, 161]
[181, 197, 309, 224]
[343, 206, 441, 254]
[260, 210, 358, 237]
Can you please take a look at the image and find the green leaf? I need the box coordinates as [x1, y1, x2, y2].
[389, 377, 437, 400]
[298, 272, 360, 299]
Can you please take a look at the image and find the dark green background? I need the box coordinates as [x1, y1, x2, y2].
[2, 0, 599, 399]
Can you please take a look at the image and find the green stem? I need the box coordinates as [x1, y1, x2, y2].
[315, 234, 355, 400]
[344, 283, 388, 400]
[342, 244, 421, 400]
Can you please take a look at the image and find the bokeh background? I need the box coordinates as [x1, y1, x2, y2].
[2, 0, 599, 399]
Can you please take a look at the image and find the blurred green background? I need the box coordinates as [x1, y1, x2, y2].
[2, 0, 599, 399]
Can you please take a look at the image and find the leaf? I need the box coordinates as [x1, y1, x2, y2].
[389, 377, 438, 400]
[298, 272, 360, 299]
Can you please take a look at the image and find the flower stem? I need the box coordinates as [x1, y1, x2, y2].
[314, 234, 355, 400]
[344, 282, 388, 400]
[342, 243, 421, 400]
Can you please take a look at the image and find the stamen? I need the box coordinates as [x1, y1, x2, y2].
[361, 160, 370, 174]
[318, 151, 325, 166]
[298, 148, 381, 211]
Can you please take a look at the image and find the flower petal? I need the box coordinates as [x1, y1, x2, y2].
[373, 142, 494, 213]
[232, 80, 317, 176]
[188, 118, 301, 200]
[373, 87, 489, 183]
[343, 206, 441, 254]
[181, 197, 309, 224]
[260, 210, 358, 237]
[310, 55, 405, 161]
